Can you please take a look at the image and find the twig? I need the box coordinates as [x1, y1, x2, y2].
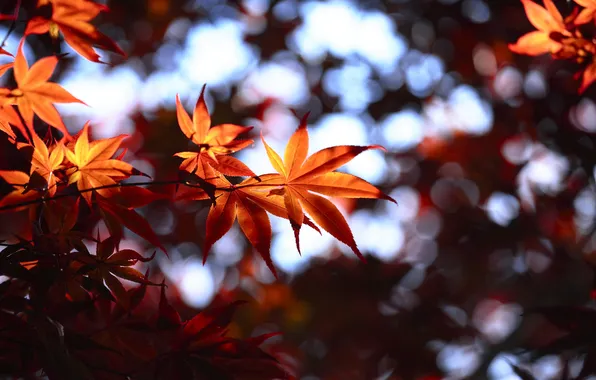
[0, 177, 267, 212]
[0, 0, 21, 49]
[0, 179, 184, 212]
[0, 19, 15, 49]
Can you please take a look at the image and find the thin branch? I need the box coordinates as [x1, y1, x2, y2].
[0, 18, 15, 49]
[0, 179, 184, 212]
[0, 172, 284, 212]
[0, 0, 20, 49]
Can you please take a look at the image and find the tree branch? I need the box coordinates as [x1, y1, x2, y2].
[0, 179, 193, 212]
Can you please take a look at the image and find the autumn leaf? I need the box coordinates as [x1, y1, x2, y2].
[580, 60, 596, 93]
[93, 184, 167, 255]
[0, 104, 27, 141]
[146, 300, 290, 379]
[19, 133, 66, 196]
[509, 0, 569, 56]
[43, 197, 79, 235]
[177, 167, 321, 275]
[97, 196, 167, 254]
[0, 40, 84, 140]
[110, 269, 150, 321]
[0, 48, 23, 140]
[176, 162, 320, 277]
[0, 47, 13, 78]
[183, 165, 278, 276]
[64, 123, 134, 204]
[575, 0, 596, 25]
[155, 282, 182, 329]
[106, 185, 169, 209]
[173, 300, 248, 350]
[0, 170, 42, 212]
[175, 85, 256, 178]
[75, 237, 156, 309]
[24, 0, 126, 63]
[180, 171, 324, 277]
[179, 115, 393, 275]
[0, 115, 16, 141]
[256, 114, 395, 260]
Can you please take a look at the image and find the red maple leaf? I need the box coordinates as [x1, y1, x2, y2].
[25, 0, 125, 63]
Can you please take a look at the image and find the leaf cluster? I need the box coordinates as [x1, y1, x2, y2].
[0, 0, 397, 378]
[510, 0, 596, 92]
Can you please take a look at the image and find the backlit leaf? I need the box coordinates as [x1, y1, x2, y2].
[25, 0, 126, 63]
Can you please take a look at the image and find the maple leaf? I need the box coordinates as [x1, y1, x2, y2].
[105, 185, 169, 209]
[97, 195, 167, 254]
[0, 104, 27, 141]
[0, 170, 44, 212]
[110, 269, 150, 321]
[75, 237, 156, 309]
[175, 85, 256, 178]
[579, 60, 596, 93]
[509, 0, 569, 56]
[96, 186, 168, 255]
[92, 178, 168, 255]
[0, 115, 16, 141]
[41, 197, 82, 255]
[0, 40, 84, 140]
[181, 115, 394, 275]
[155, 282, 182, 329]
[177, 163, 318, 277]
[191, 166, 278, 276]
[64, 123, 134, 204]
[24, 0, 126, 63]
[0, 47, 13, 78]
[257, 114, 395, 260]
[0, 50, 20, 140]
[146, 300, 290, 379]
[575, 0, 596, 25]
[19, 133, 66, 196]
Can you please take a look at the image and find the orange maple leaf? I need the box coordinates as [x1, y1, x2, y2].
[191, 166, 278, 275]
[176, 163, 319, 277]
[0, 120, 15, 140]
[575, 0, 596, 25]
[0, 40, 84, 140]
[509, 0, 570, 56]
[18, 133, 66, 196]
[0, 49, 20, 140]
[175, 86, 256, 178]
[257, 114, 395, 260]
[0, 103, 27, 141]
[0, 47, 13, 78]
[553, 37, 596, 93]
[0, 170, 43, 212]
[24, 0, 125, 63]
[579, 59, 596, 93]
[180, 115, 395, 275]
[64, 123, 134, 204]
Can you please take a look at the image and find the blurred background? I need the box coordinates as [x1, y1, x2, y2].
[4, 0, 596, 378]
